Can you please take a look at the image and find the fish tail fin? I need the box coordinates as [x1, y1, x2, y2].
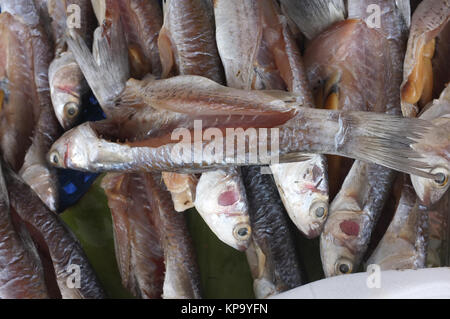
[280, 0, 346, 40]
[344, 112, 434, 179]
[66, 13, 129, 111]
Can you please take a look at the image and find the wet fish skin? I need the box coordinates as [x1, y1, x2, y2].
[4, 166, 106, 299]
[366, 180, 428, 270]
[0, 161, 50, 299]
[411, 84, 450, 206]
[242, 166, 303, 293]
[102, 173, 165, 299]
[195, 168, 251, 251]
[142, 173, 202, 299]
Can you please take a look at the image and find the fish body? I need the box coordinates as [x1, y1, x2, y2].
[142, 173, 202, 299]
[242, 166, 303, 294]
[94, 0, 162, 79]
[0, 9, 61, 212]
[214, 0, 329, 238]
[400, 0, 450, 117]
[245, 240, 278, 299]
[0, 13, 41, 171]
[319, 0, 408, 277]
[0, 161, 49, 299]
[366, 180, 428, 270]
[102, 173, 165, 298]
[321, 162, 396, 276]
[48, 86, 436, 180]
[158, 0, 225, 213]
[159, 0, 224, 83]
[64, 20, 441, 179]
[426, 191, 449, 267]
[4, 165, 105, 298]
[195, 168, 251, 251]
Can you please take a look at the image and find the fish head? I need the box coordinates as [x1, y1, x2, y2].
[200, 194, 252, 251]
[412, 115, 450, 205]
[320, 211, 366, 277]
[271, 157, 329, 239]
[195, 170, 252, 251]
[49, 53, 87, 130]
[51, 93, 83, 130]
[411, 166, 449, 206]
[48, 122, 102, 171]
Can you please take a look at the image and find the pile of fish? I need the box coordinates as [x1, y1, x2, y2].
[0, 0, 448, 299]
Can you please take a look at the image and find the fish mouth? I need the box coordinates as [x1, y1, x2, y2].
[305, 227, 322, 239]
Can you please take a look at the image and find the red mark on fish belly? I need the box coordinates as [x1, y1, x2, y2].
[218, 190, 239, 206]
[340, 220, 360, 236]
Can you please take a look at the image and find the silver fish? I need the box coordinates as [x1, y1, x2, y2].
[61, 18, 442, 179]
[366, 180, 428, 270]
[195, 167, 251, 251]
[46, 0, 96, 130]
[49, 51, 89, 129]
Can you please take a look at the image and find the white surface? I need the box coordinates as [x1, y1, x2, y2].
[271, 268, 450, 299]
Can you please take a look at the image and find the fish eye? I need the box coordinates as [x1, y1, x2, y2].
[64, 102, 79, 119]
[431, 168, 449, 188]
[335, 258, 353, 275]
[434, 172, 448, 187]
[310, 201, 328, 219]
[233, 223, 251, 241]
[49, 151, 60, 165]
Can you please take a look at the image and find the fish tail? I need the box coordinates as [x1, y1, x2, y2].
[66, 13, 129, 111]
[280, 0, 346, 40]
[342, 112, 434, 179]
